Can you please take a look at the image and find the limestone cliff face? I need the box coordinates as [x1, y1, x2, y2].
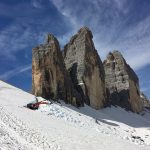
[32, 27, 144, 112]
[104, 51, 143, 112]
[63, 27, 106, 109]
[32, 34, 82, 105]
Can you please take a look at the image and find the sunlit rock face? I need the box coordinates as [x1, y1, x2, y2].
[63, 27, 106, 109]
[32, 34, 83, 106]
[104, 51, 143, 113]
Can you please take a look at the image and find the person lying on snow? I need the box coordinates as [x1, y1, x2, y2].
[27, 97, 52, 110]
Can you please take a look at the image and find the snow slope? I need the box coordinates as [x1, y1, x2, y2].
[0, 80, 150, 150]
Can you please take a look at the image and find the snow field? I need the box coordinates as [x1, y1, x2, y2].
[0, 80, 150, 150]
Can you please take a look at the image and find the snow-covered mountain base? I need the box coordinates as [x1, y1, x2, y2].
[0, 80, 150, 150]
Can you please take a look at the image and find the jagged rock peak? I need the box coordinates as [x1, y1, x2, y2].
[63, 27, 106, 109]
[106, 50, 125, 62]
[104, 50, 143, 113]
[32, 33, 84, 107]
[78, 26, 93, 38]
[63, 27, 94, 57]
[105, 50, 139, 82]
[45, 33, 59, 45]
[67, 26, 93, 45]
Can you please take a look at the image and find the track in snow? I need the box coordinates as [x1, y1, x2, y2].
[0, 106, 62, 150]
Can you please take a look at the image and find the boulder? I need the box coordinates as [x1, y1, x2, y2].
[63, 27, 106, 109]
[32, 33, 83, 106]
[104, 51, 143, 112]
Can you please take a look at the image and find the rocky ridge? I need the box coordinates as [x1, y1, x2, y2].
[32, 27, 146, 113]
[32, 34, 83, 106]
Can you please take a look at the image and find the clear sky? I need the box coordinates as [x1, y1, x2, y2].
[0, 0, 150, 99]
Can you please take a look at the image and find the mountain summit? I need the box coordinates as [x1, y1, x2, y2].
[32, 27, 144, 113]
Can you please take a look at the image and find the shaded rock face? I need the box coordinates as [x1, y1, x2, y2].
[63, 27, 106, 109]
[32, 34, 83, 106]
[140, 92, 150, 108]
[104, 51, 143, 112]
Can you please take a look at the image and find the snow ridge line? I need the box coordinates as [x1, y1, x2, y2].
[0, 106, 61, 150]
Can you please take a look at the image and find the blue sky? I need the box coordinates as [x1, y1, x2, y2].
[0, 0, 150, 98]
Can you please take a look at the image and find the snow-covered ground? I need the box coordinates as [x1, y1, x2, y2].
[0, 80, 150, 150]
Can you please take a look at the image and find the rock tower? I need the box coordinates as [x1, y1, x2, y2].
[104, 51, 143, 112]
[63, 27, 106, 109]
[32, 34, 83, 106]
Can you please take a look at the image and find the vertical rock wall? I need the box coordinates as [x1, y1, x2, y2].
[104, 51, 143, 112]
[63, 27, 106, 109]
[32, 27, 143, 112]
[32, 34, 82, 106]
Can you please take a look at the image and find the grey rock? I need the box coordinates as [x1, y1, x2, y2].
[63, 27, 106, 109]
[140, 92, 150, 108]
[104, 51, 143, 112]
